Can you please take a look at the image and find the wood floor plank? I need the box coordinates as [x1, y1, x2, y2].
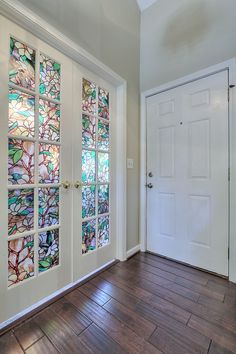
[78, 323, 125, 354]
[14, 319, 44, 350]
[49, 297, 92, 335]
[25, 336, 59, 354]
[103, 298, 157, 340]
[79, 282, 111, 306]
[149, 326, 209, 354]
[66, 289, 163, 354]
[0, 331, 23, 354]
[188, 315, 236, 353]
[33, 308, 93, 353]
[208, 341, 235, 354]
[93, 273, 191, 324]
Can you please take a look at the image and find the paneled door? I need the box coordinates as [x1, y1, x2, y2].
[0, 16, 73, 324]
[72, 64, 116, 279]
[146, 71, 229, 275]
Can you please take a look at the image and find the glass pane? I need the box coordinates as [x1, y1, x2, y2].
[98, 185, 109, 215]
[82, 185, 96, 219]
[82, 114, 96, 149]
[98, 87, 109, 119]
[98, 152, 109, 182]
[98, 120, 109, 151]
[40, 54, 61, 101]
[38, 229, 59, 273]
[82, 78, 96, 115]
[82, 219, 96, 254]
[8, 235, 34, 287]
[82, 150, 96, 183]
[8, 139, 34, 185]
[39, 187, 59, 228]
[9, 37, 35, 90]
[9, 89, 35, 138]
[8, 189, 34, 236]
[98, 216, 109, 248]
[39, 99, 60, 142]
[39, 144, 60, 184]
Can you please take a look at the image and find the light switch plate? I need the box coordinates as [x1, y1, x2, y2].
[127, 158, 134, 169]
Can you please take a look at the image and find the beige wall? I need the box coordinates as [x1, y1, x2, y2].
[18, 0, 140, 251]
[141, 0, 236, 91]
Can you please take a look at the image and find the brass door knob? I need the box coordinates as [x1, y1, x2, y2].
[74, 181, 82, 189]
[61, 181, 71, 189]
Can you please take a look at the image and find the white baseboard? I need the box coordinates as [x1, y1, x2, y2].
[126, 244, 140, 259]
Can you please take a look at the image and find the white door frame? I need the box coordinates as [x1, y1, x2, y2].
[0, 0, 127, 262]
[140, 59, 236, 283]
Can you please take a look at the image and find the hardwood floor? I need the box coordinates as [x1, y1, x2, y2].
[1, 252, 236, 353]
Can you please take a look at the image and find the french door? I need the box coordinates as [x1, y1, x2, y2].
[72, 64, 116, 280]
[146, 71, 229, 275]
[0, 16, 116, 326]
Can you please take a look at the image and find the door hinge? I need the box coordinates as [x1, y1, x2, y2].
[228, 247, 230, 260]
[228, 84, 235, 101]
[228, 167, 230, 181]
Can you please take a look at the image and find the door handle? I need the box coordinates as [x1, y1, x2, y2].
[74, 181, 82, 189]
[145, 183, 153, 189]
[61, 181, 71, 189]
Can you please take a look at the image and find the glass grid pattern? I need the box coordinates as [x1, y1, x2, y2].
[8, 37, 61, 287]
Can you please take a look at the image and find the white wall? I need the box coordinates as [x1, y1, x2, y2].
[18, 0, 141, 251]
[141, 0, 236, 91]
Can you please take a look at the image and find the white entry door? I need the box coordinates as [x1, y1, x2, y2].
[146, 71, 229, 276]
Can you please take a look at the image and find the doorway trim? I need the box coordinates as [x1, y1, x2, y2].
[140, 59, 236, 282]
[0, 0, 127, 262]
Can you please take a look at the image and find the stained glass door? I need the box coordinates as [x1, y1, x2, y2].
[72, 65, 116, 279]
[0, 16, 73, 324]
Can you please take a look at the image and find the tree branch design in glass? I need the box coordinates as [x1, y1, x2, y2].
[39, 144, 60, 184]
[38, 229, 59, 273]
[98, 216, 109, 248]
[39, 99, 60, 142]
[98, 120, 109, 151]
[98, 184, 109, 215]
[98, 87, 109, 120]
[82, 114, 96, 149]
[9, 89, 35, 138]
[82, 150, 96, 183]
[39, 187, 59, 228]
[82, 219, 96, 254]
[8, 189, 34, 236]
[82, 78, 96, 115]
[82, 185, 96, 219]
[98, 152, 109, 182]
[8, 139, 35, 185]
[8, 235, 34, 287]
[9, 37, 35, 90]
[40, 54, 61, 101]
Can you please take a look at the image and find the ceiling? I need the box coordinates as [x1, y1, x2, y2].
[136, 0, 158, 12]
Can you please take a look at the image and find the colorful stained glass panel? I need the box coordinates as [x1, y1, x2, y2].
[39, 144, 60, 184]
[82, 114, 96, 148]
[98, 216, 109, 248]
[98, 185, 109, 215]
[98, 87, 109, 119]
[98, 152, 109, 183]
[82, 150, 96, 183]
[38, 229, 59, 273]
[39, 99, 60, 142]
[9, 89, 35, 138]
[82, 78, 96, 115]
[8, 235, 34, 287]
[39, 187, 59, 228]
[82, 185, 96, 219]
[8, 139, 34, 185]
[98, 120, 109, 151]
[9, 37, 35, 90]
[40, 54, 60, 101]
[82, 219, 96, 254]
[8, 189, 34, 236]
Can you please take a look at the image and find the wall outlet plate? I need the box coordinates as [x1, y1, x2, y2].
[127, 158, 134, 169]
